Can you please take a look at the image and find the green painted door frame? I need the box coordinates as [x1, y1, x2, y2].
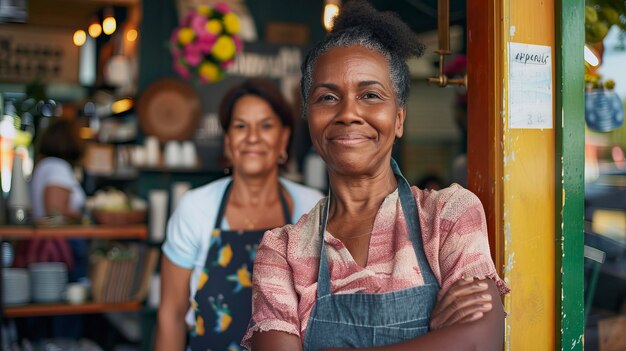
[555, 0, 585, 349]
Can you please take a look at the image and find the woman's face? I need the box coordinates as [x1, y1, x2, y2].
[307, 46, 406, 176]
[224, 94, 290, 177]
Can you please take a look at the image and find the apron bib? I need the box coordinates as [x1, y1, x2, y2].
[303, 159, 440, 350]
[189, 181, 291, 351]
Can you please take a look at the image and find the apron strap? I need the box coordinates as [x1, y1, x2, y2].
[213, 180, 234, 228]
[391, 159, 438, 286]
[316, 193, 332, 297]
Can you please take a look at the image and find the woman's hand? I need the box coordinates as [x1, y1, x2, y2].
[429, 276, 493, 330]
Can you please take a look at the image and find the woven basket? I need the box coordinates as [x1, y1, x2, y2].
[92, 209, 147, 226]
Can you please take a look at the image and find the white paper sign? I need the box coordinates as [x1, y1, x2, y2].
[508, 42, 553, 129]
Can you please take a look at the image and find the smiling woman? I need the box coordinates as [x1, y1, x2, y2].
[307, 45, 405, 179]
[245, 2, 508, 351]
[156, 78, 323, 351]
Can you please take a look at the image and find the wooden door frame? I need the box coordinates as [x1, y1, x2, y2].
[466, 0, 584, 348]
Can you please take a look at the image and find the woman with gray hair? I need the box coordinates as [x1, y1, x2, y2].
[243, 2, 507, 350]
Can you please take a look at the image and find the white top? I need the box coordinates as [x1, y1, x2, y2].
[31, 157, 86, 220]
[161, 176, 323, 326]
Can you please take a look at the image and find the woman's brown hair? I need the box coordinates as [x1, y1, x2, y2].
[36, 118, 84, 165]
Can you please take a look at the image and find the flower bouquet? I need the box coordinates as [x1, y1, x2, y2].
[170, 3, 243, 83]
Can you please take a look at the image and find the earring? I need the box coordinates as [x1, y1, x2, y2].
[278, 151, 288, 165]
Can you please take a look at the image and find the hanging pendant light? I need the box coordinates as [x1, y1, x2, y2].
[103, 7, 117, 35]
[126, 28, 138, 42]
[88, 16, 102, 38]
[73, 30, 87, 46]
[323, 0, 340, 32]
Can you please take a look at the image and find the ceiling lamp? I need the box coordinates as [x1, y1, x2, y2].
[88, 16, 102, 38]
[73, 30, 87, 46]
[126, 28, 138, 42]
[323, 0, 340, 32]
[103, 7, 117, 35]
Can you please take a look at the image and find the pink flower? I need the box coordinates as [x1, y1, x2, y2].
[190, 13, 207, 33]
[197, 32, 217, 54]
[220, 59, 235, 69]
[170, 29, 180, 45]
[171, 47, 181, 60]
[174, 62, 190, 79]
[184, 44, 203, 66]
[232, 35, 243, 52]
[214, 2, 231, 14]
[182, 11, 196, 26]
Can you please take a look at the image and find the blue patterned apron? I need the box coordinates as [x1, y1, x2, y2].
[189, 181, 291, 351]
[303, 159, 440, 350]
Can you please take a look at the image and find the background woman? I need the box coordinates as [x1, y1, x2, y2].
[32, 118, 86, 224]
[19, 117, 88, 339]
[156, 78, 323, 351]
[28, 118, 86, 281]
[245, 2, 508, 350]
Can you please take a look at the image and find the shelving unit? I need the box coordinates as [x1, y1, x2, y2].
[0, 225, 148, 240]
[1, 224, 149, 318]
[4, 301, 141, 318]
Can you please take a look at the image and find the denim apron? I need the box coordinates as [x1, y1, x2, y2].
[189, 181, 291, 351]
[303, 159, 440, 350]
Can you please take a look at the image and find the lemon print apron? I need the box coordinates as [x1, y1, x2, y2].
[189, 181, 291, 351]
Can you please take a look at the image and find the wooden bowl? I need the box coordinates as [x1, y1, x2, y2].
[92, 209, 147, 226]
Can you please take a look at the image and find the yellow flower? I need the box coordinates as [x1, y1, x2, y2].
[195, 315, 205, 336]
[212, 35, 236, 62]
[206, 19, 222, 35]
[223, 13, 240, 34]
[197, 271, 209, 290]
[196, 5, 211, 17]
[199, 61, 221, 82]
[178, 27, 195, 45]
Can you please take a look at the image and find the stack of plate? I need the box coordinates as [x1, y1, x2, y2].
[29, 262, 68, 303]
[2, 268, 30, 305]
[2, 242, 14, 267]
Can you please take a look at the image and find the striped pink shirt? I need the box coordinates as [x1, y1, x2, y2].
[242, 184, 508, 347]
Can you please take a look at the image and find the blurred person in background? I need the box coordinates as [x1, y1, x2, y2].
[156, 78, 323, 351]
[15, 117, 88, 340]
[24, 117, 87, 280]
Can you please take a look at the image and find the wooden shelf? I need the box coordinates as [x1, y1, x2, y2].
[4, 301, 141, 317]
[0, 225, 148, 239]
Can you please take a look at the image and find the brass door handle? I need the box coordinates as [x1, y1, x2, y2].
[427, 0, 466, 88]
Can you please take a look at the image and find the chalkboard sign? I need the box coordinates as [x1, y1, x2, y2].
[0, 25, 79, 84]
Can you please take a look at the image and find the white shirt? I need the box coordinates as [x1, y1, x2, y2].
[31, 157, 86, 220]
[161, 176, 323, 326]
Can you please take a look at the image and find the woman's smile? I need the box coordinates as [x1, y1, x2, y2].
[241, 150, 266, 156]
[327, 132, 373, 145]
